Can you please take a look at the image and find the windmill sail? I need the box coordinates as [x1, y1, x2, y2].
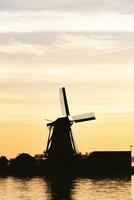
[60, 87, 70, 116]
[72, 112, 95, 123]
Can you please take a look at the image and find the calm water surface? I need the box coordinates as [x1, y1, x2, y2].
[0, 175, 132, 200]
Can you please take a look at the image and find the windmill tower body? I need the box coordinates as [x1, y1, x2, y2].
[45, 88, 95, 160]
[46, 117, 76, 160]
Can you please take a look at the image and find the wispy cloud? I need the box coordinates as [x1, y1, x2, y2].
[0, 33, 122, 55]
[87, 44, 134, 58]
[0, 0, 134, 14]
[0, 11, 134, 33]
[0, 39, 47, 55]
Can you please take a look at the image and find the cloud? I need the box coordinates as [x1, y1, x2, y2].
[0, 0, 134, 14]
[0, 10, 134, 33]
[0, 39, 47, 55]
[0, 33, 121, 55]
[0, 32, 134, 69]
[53, 33, 123, 53]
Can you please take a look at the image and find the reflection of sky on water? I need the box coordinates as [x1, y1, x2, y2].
[73, 177, 131, 200]
[0, 176, 131, 200]
[132, 175, 134, 200]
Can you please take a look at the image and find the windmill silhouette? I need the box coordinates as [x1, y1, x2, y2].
[45, 87, 95, 160]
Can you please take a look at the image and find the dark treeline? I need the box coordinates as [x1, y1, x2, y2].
[0, 153, 84, 175]
[0, 152, 132, 177]
[0, 153, 88, 175]
[0, 153, 38, 174]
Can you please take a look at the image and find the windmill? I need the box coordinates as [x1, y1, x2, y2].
[45, 87, 96, 160]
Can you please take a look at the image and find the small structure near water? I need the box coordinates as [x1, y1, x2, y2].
[87, 151, 131, 174]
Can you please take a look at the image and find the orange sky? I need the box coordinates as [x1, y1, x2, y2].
[0, 1, 134, 158]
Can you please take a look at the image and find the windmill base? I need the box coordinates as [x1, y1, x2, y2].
[39, 151, 131, 177]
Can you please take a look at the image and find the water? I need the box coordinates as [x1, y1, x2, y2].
[0, 175, 132, 200]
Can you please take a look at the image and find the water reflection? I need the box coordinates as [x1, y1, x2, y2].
[72, 177, 131, 200]
[132, 175, 134, 199]
[46, 176, 73, 200]
[46, 175, 131, 200]
[0, 175, 131, 200]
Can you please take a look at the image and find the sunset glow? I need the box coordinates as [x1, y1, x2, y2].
[0, 0, 134, 158]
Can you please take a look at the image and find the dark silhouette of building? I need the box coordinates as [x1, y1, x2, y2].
[87, 151, 131, 175]
[46, 117, 76, 160]
[45, 87, 95, 160]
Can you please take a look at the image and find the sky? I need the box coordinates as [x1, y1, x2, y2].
[0, 0, 134, 158]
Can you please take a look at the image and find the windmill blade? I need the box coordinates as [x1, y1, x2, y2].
[60, 87, 70, 117]
[72, 112, 95, 123]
